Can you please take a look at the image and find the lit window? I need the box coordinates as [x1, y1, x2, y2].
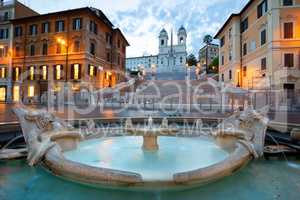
[14, 67, 20, 81]
[0, 67, 6, 79]
[0, 87, 6, 101]
[28, 86, 34, 97]
[29, 66, 34, 80]
[41, 65, 47, 80]
[73, 64, 79, 80]
[13, 85, 20, 102]
[56, 65, 62, 80]
[89, 65, 95, 77]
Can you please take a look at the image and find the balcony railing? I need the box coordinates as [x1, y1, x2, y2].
[0, 15, 11, 22]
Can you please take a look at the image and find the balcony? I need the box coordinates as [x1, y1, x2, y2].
[0, 15, 10, 22]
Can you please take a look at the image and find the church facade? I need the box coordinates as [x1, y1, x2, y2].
[126, 26, 187, 73]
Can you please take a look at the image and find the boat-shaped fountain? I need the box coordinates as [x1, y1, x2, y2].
[13, 106, 269, 189]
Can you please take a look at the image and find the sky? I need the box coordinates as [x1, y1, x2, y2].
[19, 0, 249, 58]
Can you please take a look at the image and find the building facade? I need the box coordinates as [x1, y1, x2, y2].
[0, 0, 38, 103]
[215, 0, 300, 96]
[198, 44, 219, 72]
[11, 7, 129, 104]
[126, 26, 187, 73]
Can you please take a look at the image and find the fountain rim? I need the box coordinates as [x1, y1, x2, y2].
[43, 133, 252, 189]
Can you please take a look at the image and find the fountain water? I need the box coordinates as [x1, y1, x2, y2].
[125, 116, 178, 151]
[12, 106, 269, 189]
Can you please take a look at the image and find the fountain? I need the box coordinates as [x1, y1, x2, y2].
[125, 117, 178, 151]
[12, 106, 269, 189]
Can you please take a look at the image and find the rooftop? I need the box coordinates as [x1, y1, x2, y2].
[214, 0, 254, 39]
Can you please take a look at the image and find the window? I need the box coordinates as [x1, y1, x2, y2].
[180, 37, 184, 44]
[0, 45, 8, 57]
[74, 41, 80, 52]
[229, 50, 232, 61]
[0, 87, 6, 102]
[117, 54, 120, 65]
[13, 86, 20, 102]
[0, 28, 9, 39]
[4, 12, 9, 21]
[261, 29, 266, 45]
[284, 53, 294, 67]
[229, 28, 232, 39]
[42, 22, 50, 33]
[241, 18, 248, 33]
[221, 55, 224, 65]
[14, 26, 22, 37]
[0, 67, 6, 79]
[161, 39, 164, 46]
[257, 0, 268, 19]
[243, 43, 247, 56]
[243, 66, 247, 77]
[41, 65, 47, 80]
[29, 25, 38, 35]
[283, 0, 293, 6]
[73, 18, 82, 30]
[42, 43, 48, 55]
[180, 57, 183, 63]
[89, 65, 96, 77]
[118, 39, 121, 48]
[261, 57, 267, 70]
[30, 45, 35, 56]
[55, 20, 65, 32]
[13, 67, 20, 81]
[90, 42, 95, 55]
[55, 65, 62, 80]
[15, 46, 21, 57]
[56, 44, 61, 54]
[28, 86, 35, 97]
[71, 64, 81, 80]
[220, 36, 225, 47]
[250, 40, 256, 52]
[284, 22, 293, 39]
[89, 21, 98, 34]
[221, 74, 224, 82]
[28, 66, 35, 81]
[229, 70, 232, 80]
[107, 53, 111, 62]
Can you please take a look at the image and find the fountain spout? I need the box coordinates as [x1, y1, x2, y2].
[125, 117, 178, 151]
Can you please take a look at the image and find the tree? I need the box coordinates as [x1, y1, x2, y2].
[203, 34, 213, 74]
[186, 54, 197, 67]
[208, 57, 219, 74]
[203, 35, 213, 45]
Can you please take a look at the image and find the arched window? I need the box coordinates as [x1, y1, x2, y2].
[180, 37, 184, 44]
[161, 40, 164, 46]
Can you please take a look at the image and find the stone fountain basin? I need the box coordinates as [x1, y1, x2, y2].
[42, 135, 252, 189]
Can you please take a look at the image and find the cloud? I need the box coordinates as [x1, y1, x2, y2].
[20, 0, 250, 57]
